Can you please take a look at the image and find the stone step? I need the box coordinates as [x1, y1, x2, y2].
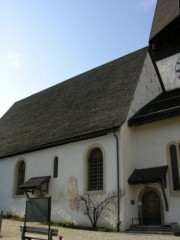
[127, 225, 177, 235]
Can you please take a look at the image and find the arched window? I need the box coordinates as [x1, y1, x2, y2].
[15, 161, 25, 195]
[169, 144, 180, 190]
[87, 148, 103, 191]
[53, 156, 58, 178]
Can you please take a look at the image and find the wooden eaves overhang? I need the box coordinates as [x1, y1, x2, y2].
[20, 176, 51, 198]
[128, 88, 180, 127]
[0, 127, 120, 159]
[128, 166, 169, 211]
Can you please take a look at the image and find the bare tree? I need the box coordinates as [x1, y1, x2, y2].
[79, 190, 125, 229]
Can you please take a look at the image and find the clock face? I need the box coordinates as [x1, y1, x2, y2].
[175, 57, 180, 79]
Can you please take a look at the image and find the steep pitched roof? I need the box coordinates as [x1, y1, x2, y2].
[0, 47, 148, 158]
[128, 88, 180, 126]
[150, 0, 180, 40]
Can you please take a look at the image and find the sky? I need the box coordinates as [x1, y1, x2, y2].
[0, 0, 157, 118]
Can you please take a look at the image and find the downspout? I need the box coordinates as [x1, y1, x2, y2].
[114, 131, 120, 232]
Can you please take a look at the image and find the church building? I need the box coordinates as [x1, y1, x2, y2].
[0, 0, 180, 231]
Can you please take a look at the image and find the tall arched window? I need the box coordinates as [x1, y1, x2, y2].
[87, 148, 103, 191]
[15, 161, 25, 195]
[169, 144, 180, 190]
[53, 156, 58, 178]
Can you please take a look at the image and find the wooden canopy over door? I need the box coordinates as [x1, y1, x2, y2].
[142, 190, 161, 225]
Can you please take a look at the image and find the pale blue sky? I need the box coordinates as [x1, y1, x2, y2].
[0, 0, 156, 117]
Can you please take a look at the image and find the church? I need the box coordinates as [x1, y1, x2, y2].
[0, 0, 180, 231]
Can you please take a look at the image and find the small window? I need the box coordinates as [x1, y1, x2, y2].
[53, 156, 58, 178]
[87, 148, 103, 191]
[169, 144, 180, 190]
[15, 161, 25, 195]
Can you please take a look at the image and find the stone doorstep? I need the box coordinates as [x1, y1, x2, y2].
[127, 225, 178, 235]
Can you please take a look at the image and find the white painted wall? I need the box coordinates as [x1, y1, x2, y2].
[118, 117, 180, 229]
[1, 116, 180, 230]
[0, 52, 179, 231]
[120, 52, 165, 229]
[119, 122, 137, 229]
[157, 53, 180, 90]
[128, 53, 162, 119]
[125, 117, 180, 227]
[0, 132, 120, 230]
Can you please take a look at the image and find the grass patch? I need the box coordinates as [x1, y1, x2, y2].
[5, 215, 112, 232]
[52, 222, 112, 232]
[4, 214, 24, 222]
[41, 221, 112, 232]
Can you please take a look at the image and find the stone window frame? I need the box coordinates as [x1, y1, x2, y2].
[84, 144, 106, 194]
[167, 142, 180, 195]
[53, 156, 58, 178]
[14, 160, 26, 196]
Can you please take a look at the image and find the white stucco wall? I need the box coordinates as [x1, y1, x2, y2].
[119, 122, 137, 229]
[127, 53, 162, 119]
[120, 52, 166, 229]
[157, 52, 180, 90]
[0, 132, 121, 230]
[122, 117, 180, 228]
[0, 48, 179, 231]
[118, 113, 180, 229]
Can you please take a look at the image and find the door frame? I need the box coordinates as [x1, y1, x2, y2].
[138, 187, 164, 225]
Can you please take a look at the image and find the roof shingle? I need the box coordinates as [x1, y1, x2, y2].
[0, 47, 148, 158]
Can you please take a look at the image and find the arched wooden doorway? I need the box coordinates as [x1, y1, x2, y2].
[142, 190, 161, 225]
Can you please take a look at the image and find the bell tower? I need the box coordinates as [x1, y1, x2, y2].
[149, 0, 180, 90]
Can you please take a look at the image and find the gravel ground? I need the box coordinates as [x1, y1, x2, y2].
[0, 219, 179, 240]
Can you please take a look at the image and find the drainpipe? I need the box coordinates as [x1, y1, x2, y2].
[114, 131, 120, 232]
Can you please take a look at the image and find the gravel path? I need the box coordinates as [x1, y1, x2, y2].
[0, 219, 178, 240]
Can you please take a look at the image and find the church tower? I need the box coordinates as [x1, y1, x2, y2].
[149, 0, 180, 90]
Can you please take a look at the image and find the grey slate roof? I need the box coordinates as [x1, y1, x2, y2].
[150, 0, 180, 40]
[0, 47, 149, 158]
[128, 88, 180, 126]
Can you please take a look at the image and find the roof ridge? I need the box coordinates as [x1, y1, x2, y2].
[13, 47, 148, 105]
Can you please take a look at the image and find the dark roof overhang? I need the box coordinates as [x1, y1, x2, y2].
[149, 0, 180, 40]
[128, 88, 180, 127]
[20, 176, 51, 193]
[129, 105, 180, 127]
[0, 126, 120, 159]
[128, 166, 168, 185]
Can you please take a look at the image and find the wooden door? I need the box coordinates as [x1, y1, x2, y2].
[142, 190, 161, 225]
